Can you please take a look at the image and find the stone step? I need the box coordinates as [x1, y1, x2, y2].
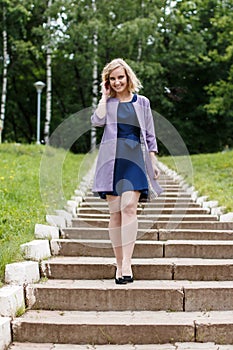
[160, 229, 233, 241]
[41, 257, 233, 281]
[157, 184, 183, 187]
[86, 187, 184, 195]
[76, 213, 215, 222]
[50, 239, 163, 258]
[11, 309, 233, 344]
[157, 178, 180, 182]
[90, 178, 179, 185]
[71, 219, 233, 230]
[62, 227, 159, 240]
[26, 279, 233, 312]
[156, 221, 233, 230]
[62, 227, 233, 241]
[50, 239, 233, 259]
[80, 201, 201, 208]
[8, 343, 233, 350]
[158, 175, 179, 179]
[88, 180, 182, 187]
[71, 218, 153, 230]
[77, 207, 210, 215]
[27, 279, 184, 312]
[72, 215, 218, 228]
[83, 196, 192, 203]
[89, 182, 181, 187]
[154, 192, 193, 197]
[158, 179, 181, 183]
[165, 240, 233, 259]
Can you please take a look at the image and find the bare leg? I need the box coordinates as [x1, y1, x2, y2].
[106, 195, 122, 278]
[121, 191, 140, 277]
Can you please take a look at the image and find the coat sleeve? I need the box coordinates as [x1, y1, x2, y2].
[91, 111, 106, 127]
[145, 99, 158, 153]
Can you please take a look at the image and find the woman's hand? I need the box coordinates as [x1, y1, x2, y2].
[153, 164, 160, 179]
[101, 81, 111, 98]
[150, 152, 160, 179]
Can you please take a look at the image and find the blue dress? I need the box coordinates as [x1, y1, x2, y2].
[99, 94, 148, 202]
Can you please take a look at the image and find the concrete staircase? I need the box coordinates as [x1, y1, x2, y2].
[9, 173, 233, 349]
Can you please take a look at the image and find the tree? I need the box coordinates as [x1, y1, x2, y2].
[0, 1, 9, 143]
[204, 0, 233, 148]
[91, 0, 98, 150]
[44, 0, 53, 144]
[1, 0, 232, 153]
[0, 0, 46, 142]
[157, 0, 233, 153]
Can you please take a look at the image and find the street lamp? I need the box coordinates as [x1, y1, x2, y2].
[34, 81, 46, 144]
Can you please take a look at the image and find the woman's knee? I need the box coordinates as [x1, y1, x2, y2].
[121, 192, 139, 217]
[107, 195, 121, 213]
[121, 201, 137, 217]
[109, 211, 121, 225]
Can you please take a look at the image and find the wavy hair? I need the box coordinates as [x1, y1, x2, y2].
[101, 58, 143, 97]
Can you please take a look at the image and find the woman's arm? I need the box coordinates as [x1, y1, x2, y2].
[91, 82, 110, 126]
[95, 95, 108, 119]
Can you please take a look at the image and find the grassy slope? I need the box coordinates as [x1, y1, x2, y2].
[0, 144, 86, 284]
[161, 150, 233, 212]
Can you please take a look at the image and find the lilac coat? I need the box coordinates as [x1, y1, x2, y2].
[91, 94, 163, 198]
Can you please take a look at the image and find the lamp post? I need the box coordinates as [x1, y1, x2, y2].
[34, 81, 46, 144]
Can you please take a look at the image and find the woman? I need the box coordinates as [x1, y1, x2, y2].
[91, 58, 163, 284]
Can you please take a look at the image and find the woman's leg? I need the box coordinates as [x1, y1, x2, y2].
[121, 191, 140, 277]
[106, 195, 122, 278]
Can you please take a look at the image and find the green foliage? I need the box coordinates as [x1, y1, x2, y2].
[161, 149, 233, 212]
[202, 0, 233, 146]
[0, 143, 85, 283]
[0, 0, 233, 153]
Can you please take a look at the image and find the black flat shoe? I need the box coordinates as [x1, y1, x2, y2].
[123, 275, 134, 283]
[115, 277, 127, 285]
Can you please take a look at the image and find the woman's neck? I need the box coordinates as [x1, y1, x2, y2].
[116, 91, 133, 102]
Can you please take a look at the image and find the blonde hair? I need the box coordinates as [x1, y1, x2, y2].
[101, 58, 143, 97]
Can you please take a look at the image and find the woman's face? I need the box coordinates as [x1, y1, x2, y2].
[109, 66, 128, 95]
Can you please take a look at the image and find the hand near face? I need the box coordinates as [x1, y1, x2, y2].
[101, 81, 111, 97]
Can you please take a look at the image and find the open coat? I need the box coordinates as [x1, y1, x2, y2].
[91, 94, 163, 198]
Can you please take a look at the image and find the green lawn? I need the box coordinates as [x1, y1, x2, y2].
[0, 143, 86, 284]
[161, 150, 233, 212]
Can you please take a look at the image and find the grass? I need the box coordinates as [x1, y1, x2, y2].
[0, 143, 87, 284]
[161, 150, 233, 212]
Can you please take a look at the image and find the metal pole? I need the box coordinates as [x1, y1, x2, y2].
[34, 81, 45, 144]
[36, 90, 42, 144]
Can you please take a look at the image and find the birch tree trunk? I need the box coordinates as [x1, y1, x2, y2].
[44, 0, 52, 144]
[0, 5, 9, 143]
[137, 0, 144, 62]
[91, 0, 98, 151]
